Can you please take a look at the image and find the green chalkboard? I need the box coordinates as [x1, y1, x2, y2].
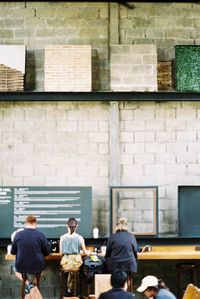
[0, 186, 92, 239]
[175, 45, 200, 92]
[178, 186, 200, 237]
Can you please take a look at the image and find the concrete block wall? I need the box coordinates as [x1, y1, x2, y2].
[0, 2, 200, 90]
[44, 45, 91, 91]
[119, 101, 200, 235]
[110, 44, 157, 91]
[1, 101, 200, 236]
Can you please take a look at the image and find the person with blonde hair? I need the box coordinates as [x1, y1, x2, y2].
[105, 217, 138, 291]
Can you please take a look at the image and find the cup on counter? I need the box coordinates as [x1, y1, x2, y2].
[7, 244, 12, 254]
[101, 245, 106, 256]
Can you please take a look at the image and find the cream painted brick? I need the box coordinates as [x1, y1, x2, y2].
[99, 166, 108, 177]
[155, 108, 176, 119]
[125, 143, 145, 153]
[146, 143, 166, 153]
[134, 108, 155, 119]
[24, 132, 46, 143]
[15, 143, 34, 153]
[88, 109, 108, 120]
[99, 121, 109, 132]
[0, 121, 13, 130]
[57, 121, 77, 131]
[78, 121, 98, 131]
[120, 110, 134, 120]
[78, 165, 98, 176]
[120, 154, 133, 164]
[2, 132, 23, 143]
[122, 165, 143, 175]
[187, 120, 200, 130]
[155, 153, 176, 164]
[145, 120, 164, 130]
[66, 132, 88, 144]
[176, 131, 197, 141]
[25, 109, 46, 120]
[176, 108, 197, 119]
[34, 165, 55, 175]
[88, 154, 109, 165]
[145, 165, 165, 175]
[46, 109, 67, 120]
[177, 153, 197, 164]
[2, 176, 23, 185]
[188, 142, 200, 152]
[45, 176, 67, 185]
[14, 121, 34, 131]
[165, 119, 186, 130]
[156, 131, 175, 142]
[99, 143, 109, 154]
[45, 132, 65, 143]
[24, 176, 45, 185]
[120, 132, 134, 142]
[35, 121, 56, 132]
[56, 143, 77, 153]
[0, 163, 12, 176]
[68, 110, 89, 120]
[78, 143, 98, 154]
[89, 132, 108, 142]
[167, 142, 187, 153]
[4, 109, 24, 120]
[134, 153, 155, 164]
[166, 165, 186, 174]
[135, 131, 155, 142]
[56, 166, 77, 176]
[124, 120, 145, 131]
[13, 165, 33, 176]
[34, 143, 55, 154]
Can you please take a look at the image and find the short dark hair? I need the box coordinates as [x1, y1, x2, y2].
[111, 269, 128, 288]
[67, 217, 78, 234]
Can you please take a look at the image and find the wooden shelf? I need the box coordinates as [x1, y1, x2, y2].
[0, 91, 200, 101]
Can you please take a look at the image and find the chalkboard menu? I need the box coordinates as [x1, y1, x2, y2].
[178, 186, 200, 237]
[0, 186, 92, 239]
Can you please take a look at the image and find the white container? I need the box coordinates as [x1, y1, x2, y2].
[101, 245, 106, 256]
[7, 244, 12, 254]
[93, 227, 99, 239]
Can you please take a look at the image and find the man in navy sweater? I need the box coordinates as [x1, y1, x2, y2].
[98, 269, 134, 299]
[11, 215, 51, 295]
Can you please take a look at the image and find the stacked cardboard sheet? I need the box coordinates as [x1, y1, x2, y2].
[0, 64, 24, 91]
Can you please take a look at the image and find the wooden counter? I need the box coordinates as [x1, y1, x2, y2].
[5, 246, 200, 261]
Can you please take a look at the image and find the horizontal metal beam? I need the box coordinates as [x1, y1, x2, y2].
[0, 91, 200, 101]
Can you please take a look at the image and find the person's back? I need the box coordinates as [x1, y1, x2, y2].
[11, 215, 50, 274]
[137, 275, 176, 299]
[156, 288, 176, 299]
[60, 232, 82, 254]
[105, 218, 138, 273]
[99, 269, 134, 299]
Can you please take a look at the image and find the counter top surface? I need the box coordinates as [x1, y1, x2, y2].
[5, 246, 200, 261]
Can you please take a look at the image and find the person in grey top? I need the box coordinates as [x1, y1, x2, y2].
[59, 217, 90, 296]
[137, 275, 177, 299]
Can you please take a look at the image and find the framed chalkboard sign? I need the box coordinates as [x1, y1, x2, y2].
[0, 186, 92, 239]
[178, 186, 200, 237]
[110, 186, 158, 236]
